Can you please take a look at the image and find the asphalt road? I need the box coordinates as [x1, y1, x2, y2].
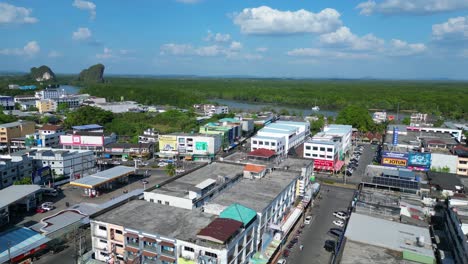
[286, 186, 355, 264]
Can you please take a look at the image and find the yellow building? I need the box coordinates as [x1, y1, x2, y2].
[0, 121, 35, 144]
[454, 148, 468, 176]
[36, 99, 57, 114]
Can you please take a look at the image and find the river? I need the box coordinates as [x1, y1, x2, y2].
[210, 99, 410, 119]
[59, 85, 80, 95]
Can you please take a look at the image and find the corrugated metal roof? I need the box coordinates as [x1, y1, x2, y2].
[244, 164, 267, 173]
[248, 148, 276, 158]
[197, 218, 243, 244]
[0, 227, 50, 263]
[0, 185, 41, 209]
[220, 203, 257, 227]
[70, 166, 134, 188]
[72, 124, 103, 130]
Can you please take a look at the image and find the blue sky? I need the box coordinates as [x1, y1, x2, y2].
[1, 0, 468, 79]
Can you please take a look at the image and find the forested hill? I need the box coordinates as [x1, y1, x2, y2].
[77, 64, 105, 83]
[80, 78, 468, 120]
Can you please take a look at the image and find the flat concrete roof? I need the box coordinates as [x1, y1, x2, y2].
[206, 170, 299, 212]
[345, 213, 434, 259]
[70, 166, 134, 189]
[0, 227, 50, 263]
[151, 163, 244, 197]
[0, 185, 41, 209]
[94, 200, 215, 242]
[222, 152, 312, 172]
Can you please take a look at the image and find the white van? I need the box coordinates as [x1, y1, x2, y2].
[42, 188, 58, 197]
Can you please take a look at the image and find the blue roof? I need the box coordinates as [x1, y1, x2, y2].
[72, 124, 103, 130]
[220, 203, 257, 227]
[259, 128, 292, 135]
[252, 135, 284, 141]
[266, 123, 298, 132]
[0, 227, 50, 263]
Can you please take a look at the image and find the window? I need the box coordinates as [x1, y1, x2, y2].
[460, 161, 468, 165]
[319, 155, 325, 158]
[326, 155, 332, 159]
[265, 142, 269, 146]
[327, 148, 333, 152]
[99, 239, 107, 243]
[150, 199, 154, 203]
[157, 200, 162, 204]
[115, 230, 123, 234]
[184, 246, 194, 252]
[305, 153, 311, 157]
[252, 140, 257, 144]
[259, 141, 264, 145]
[305, 146, 311, 150]
[313, 147, 318, 151]
[98, 226, 107, 231]
[271, 142, 276, 146]
[320, 147, 325, 151]
[205, 252, 217, 258]
[165, 201, 170, 205]
[312, 154, 318, 157]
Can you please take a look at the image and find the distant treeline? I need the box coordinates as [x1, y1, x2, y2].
[80, 78, 468, 120]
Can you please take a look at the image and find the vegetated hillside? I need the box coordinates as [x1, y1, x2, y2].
[77, 64, 105, 83]
[30, 65, 56, 82]
[80, 78, 468, 120]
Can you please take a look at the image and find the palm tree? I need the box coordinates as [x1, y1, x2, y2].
[165, 163, 176, 177]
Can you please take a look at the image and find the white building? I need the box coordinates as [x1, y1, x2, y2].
[138, 128, 159, 144]
[250, 136, 286, 154]
[322, 124, 352, 154]
[94, 101, 142, 113]
[35, 88, 66, 100]
[159, 133, 222, 161]
[30, 125, 64, 148]
[204, 105, 229, 117]
[373, 111, 387, 124]
[252, 121, 310, 155]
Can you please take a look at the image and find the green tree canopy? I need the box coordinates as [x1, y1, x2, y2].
[336, 105, 374, 132]
[64, 106, 113, 128]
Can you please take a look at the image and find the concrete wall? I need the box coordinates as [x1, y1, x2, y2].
[431, 153, 458, 173]
[143, 192, 193, 210]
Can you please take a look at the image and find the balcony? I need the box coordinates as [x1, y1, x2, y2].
[160, 248, 175, 257]
[126, 240, 140, 248]
[143, 244, 158, 253]
[142, 258, 158, 264]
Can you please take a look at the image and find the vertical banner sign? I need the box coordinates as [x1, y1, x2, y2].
[393, 127, 399, 145]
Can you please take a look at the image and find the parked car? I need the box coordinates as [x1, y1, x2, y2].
[324, 240, 336, 252]
[41, 188, 58, 197]
[283, 249, 290, 257]
[277, 259, 287, 264]
[304, 215, 312, 224]
[333, 220, 345, 227]
[36, 207, 46, 213]
[333, 211, 348, 220]
[158, 162, 168, 167]
[328, 228, 343, 238]
[41, 202, 55, 211]
[346, 169, 353, 176]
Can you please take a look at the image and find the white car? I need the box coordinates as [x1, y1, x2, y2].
[158, 162, 168, 167]
[333, 220, 345, 228]
[277, 259, 287, 264]
[304, 215, 312, 224]
[41, 202, 55, 211]
[333, 211, 348, 220]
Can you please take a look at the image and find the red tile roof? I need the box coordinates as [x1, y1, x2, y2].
[244, 164, 266, 173]
[39, 124, 63, 131]
[197, 218, 242, 244]
[248, 148, 276, 158]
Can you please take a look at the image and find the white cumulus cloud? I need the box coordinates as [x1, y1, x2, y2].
[357, 0, 468, 16]
[233, 6, 342, 35]
[389, 39, 426, 56]
[0, 2, 38, 24]
[160, 43, 194, 56]
[286, 48, 372, 59]
[230, 41, 243, 51]
[204, 31, 231, 43]
[0, 41, 40, 56]
[432, 16, 468, 42]
[73, 0, 96, 19]
[319, 27, 385, 51]
[72, 27, 92, 41]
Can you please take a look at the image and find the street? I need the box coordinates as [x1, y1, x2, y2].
[346, 144, 377, 184]
[286, 186, 355, 264]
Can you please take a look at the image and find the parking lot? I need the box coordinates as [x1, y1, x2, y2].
[346, 143, 377, 184]
[285, 185, 355, 264]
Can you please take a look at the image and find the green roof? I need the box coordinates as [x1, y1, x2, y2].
[219, 118, 239, 123]
[220, 203, 257, 227]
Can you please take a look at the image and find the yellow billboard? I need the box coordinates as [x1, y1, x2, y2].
[159, 135, 177, 152]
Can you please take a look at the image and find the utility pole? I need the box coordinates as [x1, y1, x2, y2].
[396, 102, 400, 122]
[7, 241, 11, 264]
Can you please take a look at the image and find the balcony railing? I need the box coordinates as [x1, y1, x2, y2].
[142, 259, 158, 264]
[143, 245, 158, 253]
[161, 248, 176, 257]
[126, 240, 140, 248]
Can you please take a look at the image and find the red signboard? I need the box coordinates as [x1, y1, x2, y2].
[313, 159, 334, 167]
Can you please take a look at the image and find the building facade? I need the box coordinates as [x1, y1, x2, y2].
[250, 136, 286, 154]
[0, 121, 35, 146]
[35, 88, 66, 100]
[0, 155, 34, 189]
[0, 96, 14, 110]
[36, 99, 57, 113]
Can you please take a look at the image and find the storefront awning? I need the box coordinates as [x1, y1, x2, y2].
[334, 160, 345, 171]
[281, 208, 302, 233]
